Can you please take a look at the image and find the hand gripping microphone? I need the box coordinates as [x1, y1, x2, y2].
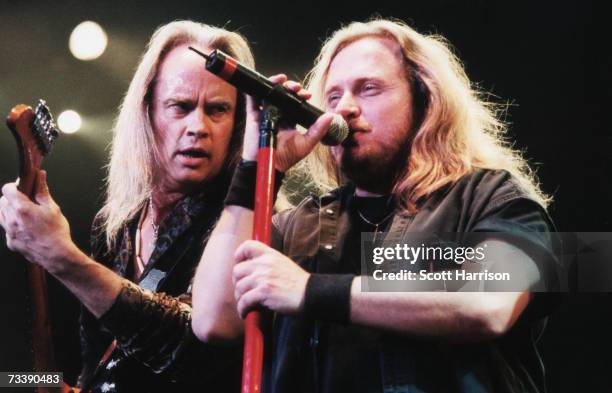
[188, 47, 348, 146]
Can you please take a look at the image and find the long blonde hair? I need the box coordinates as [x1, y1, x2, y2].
[299, 18, 550, 212]
[100, 20, 254, 247]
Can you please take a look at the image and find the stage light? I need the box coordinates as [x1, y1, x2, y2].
[69, 21, 107, 61]
[57, 110, 82, 134]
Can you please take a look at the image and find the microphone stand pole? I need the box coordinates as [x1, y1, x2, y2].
[242, 102, 279, 393]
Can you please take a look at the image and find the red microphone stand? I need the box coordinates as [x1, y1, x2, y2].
[242, 103, 280, 393]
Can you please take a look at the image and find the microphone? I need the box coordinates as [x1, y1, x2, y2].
[188, 46, 348, 146]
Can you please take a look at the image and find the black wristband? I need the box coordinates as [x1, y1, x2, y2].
[303, 274, 354, 324]
[224, 159, 285, 210]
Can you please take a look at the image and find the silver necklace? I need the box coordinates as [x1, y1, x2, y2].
[357, 210, 394, 243]
[149, 197, 159, 248]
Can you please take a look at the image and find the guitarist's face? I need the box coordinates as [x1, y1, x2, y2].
[150, 44, 238, 194]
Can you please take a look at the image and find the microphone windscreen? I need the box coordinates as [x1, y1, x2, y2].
[321, 114, 349, 146]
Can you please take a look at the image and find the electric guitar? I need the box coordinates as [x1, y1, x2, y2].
[6, 100, 78, 393]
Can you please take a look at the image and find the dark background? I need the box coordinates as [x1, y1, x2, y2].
[0, 1, 609, 392]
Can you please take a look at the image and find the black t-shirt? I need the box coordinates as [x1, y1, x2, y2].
[269, 170, 561, 393]
[316, 195, 393, 392]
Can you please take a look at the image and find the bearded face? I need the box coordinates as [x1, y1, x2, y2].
[324, 37, 414, 193]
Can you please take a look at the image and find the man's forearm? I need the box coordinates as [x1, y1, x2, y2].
[350, 277, 531, 341]
[49, 244, 123, 318]
[192, 205, 253, 342]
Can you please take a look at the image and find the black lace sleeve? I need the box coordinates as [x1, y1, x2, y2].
[98, 280, 241, 384]
[98, 280, 192, 372]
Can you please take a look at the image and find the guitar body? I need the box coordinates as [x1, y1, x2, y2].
[5, 102, 79, 393]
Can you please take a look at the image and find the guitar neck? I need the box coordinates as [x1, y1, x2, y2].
[6, 102, 63, 392]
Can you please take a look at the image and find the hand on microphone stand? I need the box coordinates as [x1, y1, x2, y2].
[241, 74, 335, 173]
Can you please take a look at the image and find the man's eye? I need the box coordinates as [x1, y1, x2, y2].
[206, 104, 230, 116]
[170, 102, 192, 113]
[327, 94, 341, 106]
[362, 83, 378, 93]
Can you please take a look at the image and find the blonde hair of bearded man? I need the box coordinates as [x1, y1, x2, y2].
[99, 20, 255, 248]
[288, 18, 550, 214]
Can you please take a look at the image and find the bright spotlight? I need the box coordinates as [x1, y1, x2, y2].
[69, 21, 108, 61]
[57, 110, 82, 134]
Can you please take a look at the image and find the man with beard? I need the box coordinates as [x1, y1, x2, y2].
[193, 19, 559, 393]
[0, 21, 253, 392]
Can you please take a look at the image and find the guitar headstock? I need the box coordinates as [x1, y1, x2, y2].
[33, 100, 60, 155]
[6, 99, 59, 198]
[7, 99, 59, 155]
